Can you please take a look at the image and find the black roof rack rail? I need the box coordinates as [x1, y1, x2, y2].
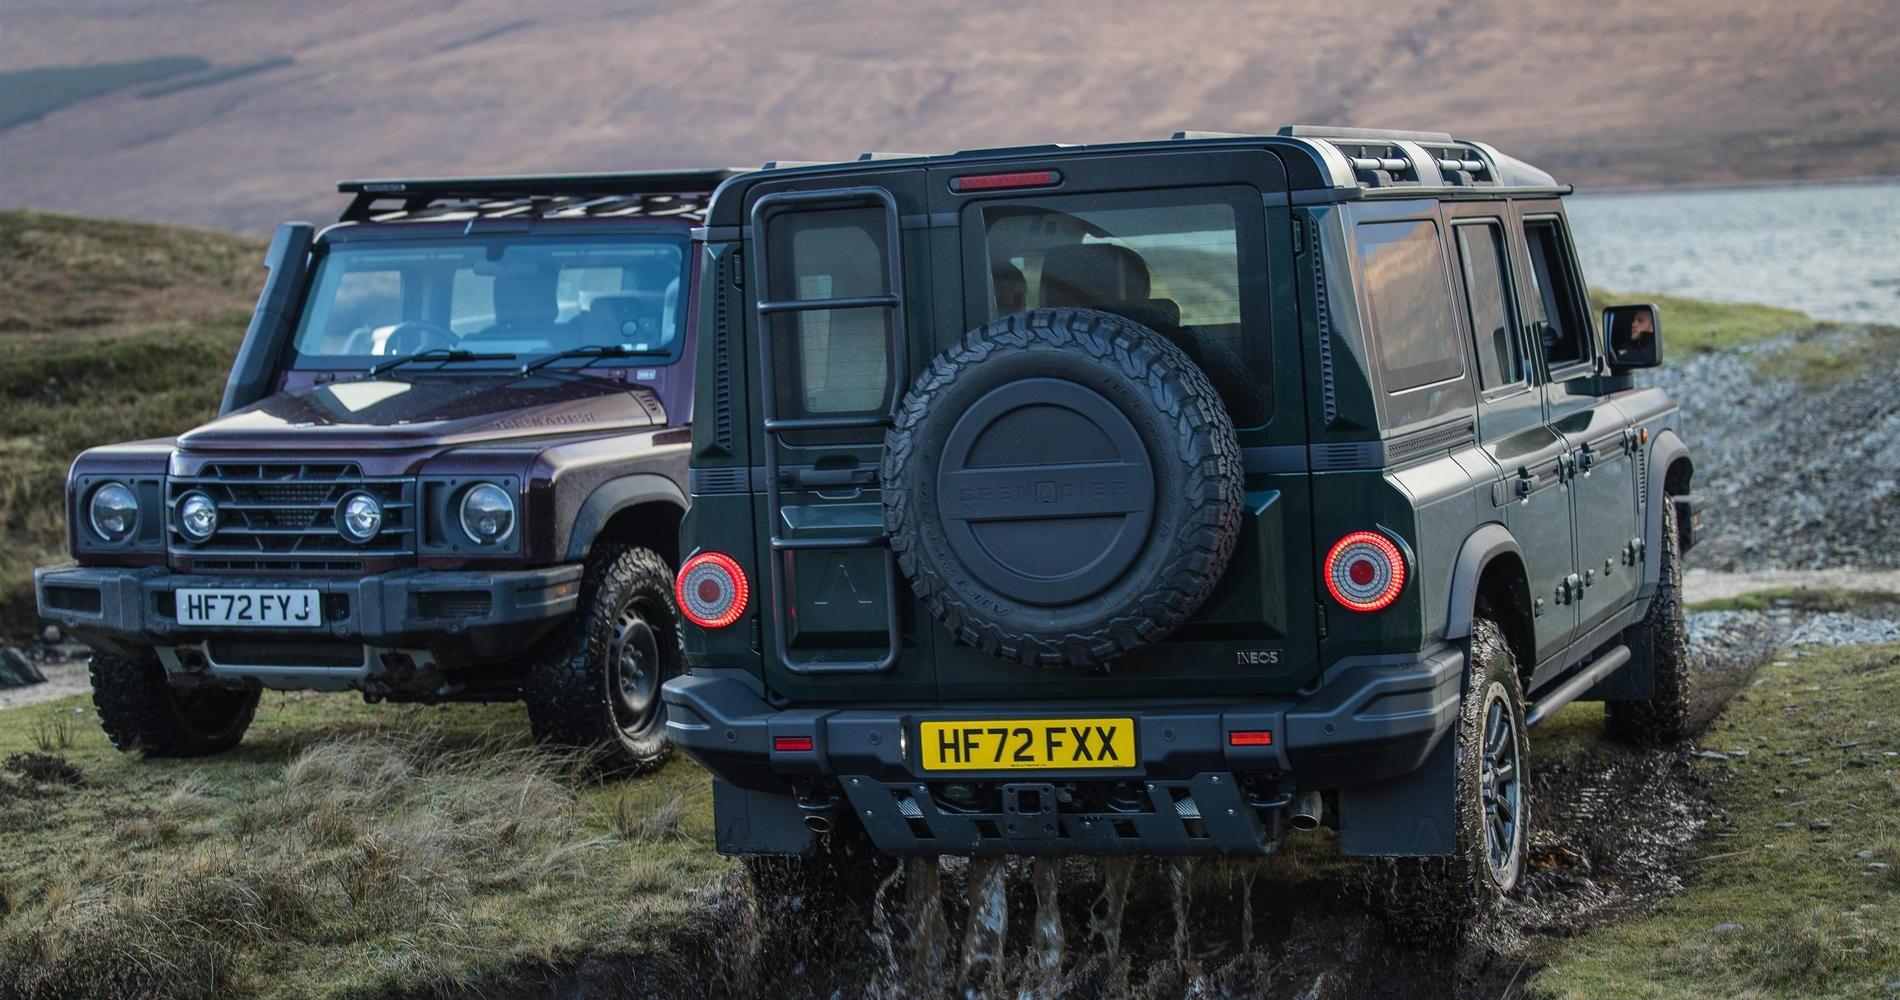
[336, 168, 743, 222]
[1276, 124, 1456, 144]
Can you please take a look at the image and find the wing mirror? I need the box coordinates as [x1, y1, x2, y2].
[1603, 303, 1662, 371]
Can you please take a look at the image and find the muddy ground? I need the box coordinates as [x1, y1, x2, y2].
[457, 604, 1890, 1000]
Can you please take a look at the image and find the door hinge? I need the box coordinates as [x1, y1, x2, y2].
[1315, 602, 1328, 638]
[1292, 216, 1306, 256]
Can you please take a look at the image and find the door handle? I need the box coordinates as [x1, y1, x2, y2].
[1514, 467, 1540, 500]
[783, 467, 877, 489]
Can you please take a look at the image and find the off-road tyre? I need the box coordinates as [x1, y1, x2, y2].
[524, 543, 681, 777]
[883, 308, 1243, 667]
[1375, 617, 1528, 948]
[89, 650, 259, 757]
[1607, 501, 1693, 744]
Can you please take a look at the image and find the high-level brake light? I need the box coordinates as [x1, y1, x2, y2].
[676, 551, 749, 629]
[1323, 530, 1407, 612]
[949, 170, 1062, 193]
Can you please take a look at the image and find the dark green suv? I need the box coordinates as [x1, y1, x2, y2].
[662, 127, 1698, 920]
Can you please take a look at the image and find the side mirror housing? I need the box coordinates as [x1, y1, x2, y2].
[1603, 303, 1662, 371]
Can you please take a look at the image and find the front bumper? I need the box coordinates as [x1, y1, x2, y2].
[663, 644, 1464, 858]
[35, 562, 581, 693]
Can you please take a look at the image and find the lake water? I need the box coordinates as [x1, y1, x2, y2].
[1566, 179, 1899, 325]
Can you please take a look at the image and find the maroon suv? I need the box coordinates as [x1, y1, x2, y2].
[35, 169, 737, 773]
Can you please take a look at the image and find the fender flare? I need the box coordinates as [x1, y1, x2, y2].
[1443, 522, 1525, 642]
[561, 473, 687, 561]
[1640, 430, 1692, 598]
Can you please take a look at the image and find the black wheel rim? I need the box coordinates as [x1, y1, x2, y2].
[1480, 685, 1524, 883]
[609, 596, 665, 734]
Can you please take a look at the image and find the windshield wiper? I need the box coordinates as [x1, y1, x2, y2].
[365, 348, 516, 377]
[517, 343, 668, 376]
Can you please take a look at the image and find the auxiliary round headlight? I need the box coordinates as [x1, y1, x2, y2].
[337, 491, 384, 543]
[458, 483, 515, 545]
[176, 491, 219, 543]
[88, 482, 140, 543]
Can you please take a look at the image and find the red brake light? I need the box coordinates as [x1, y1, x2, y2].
[773, 736, 814, 752]
[676, 551, 749, 629]
[1229, 730, 1274, 747]
[950, 170, 1061, 192]
[1324, 530, 1407, 612]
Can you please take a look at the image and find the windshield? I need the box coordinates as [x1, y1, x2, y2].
[288, 235, 689, 370]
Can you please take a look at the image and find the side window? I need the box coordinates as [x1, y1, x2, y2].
[1353, 219, 1464, 392]
[764, 206, 892, 418]
[1522, 218, 1590, 370]
[978, 191, 1268, 426]
[1453, 222, 1524, 390]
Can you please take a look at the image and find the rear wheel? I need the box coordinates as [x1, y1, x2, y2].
[89, 650, 258, 757]
[524, 544, 681, 776]
[1607, 501, 1693, 744]
[1377, 617, 1528, 946]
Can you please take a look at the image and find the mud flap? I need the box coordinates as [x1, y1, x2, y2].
[713, 779, 817, 856]
[1334, 725, 1455, 856]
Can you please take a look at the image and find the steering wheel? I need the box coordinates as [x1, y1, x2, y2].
[381, 320, 458, 359]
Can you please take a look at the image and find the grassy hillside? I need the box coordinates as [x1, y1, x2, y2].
[0, 210, 260, 636]
[0, 0, 1895, 232]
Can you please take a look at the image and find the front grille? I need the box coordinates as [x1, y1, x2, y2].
[169, 462, 415, 570]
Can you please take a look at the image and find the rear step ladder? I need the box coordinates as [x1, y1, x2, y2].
[749, 186, 909, 673]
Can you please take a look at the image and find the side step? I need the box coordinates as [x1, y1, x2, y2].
[1524, 644, 1632, 727]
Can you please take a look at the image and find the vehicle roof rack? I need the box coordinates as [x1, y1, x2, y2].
[1276, 124, 1456, 144]
[336, 168, 742, 223]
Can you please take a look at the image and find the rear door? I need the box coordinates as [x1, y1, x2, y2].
[743, 170, 935, 701]
[928, 149, 1316, 701]
[1446, 205, 1575, 667]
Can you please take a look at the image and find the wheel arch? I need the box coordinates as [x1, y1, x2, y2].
[1444, 522, 1534, 688]
[563, 474, 687, 568]
[1641, 430, 1693, 598]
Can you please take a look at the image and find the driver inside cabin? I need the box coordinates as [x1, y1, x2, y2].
[1610, 307, 1655, 362]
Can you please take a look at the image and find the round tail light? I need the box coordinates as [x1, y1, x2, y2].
[1324, 530, 1406, 612]
[676, 551, 749, 629]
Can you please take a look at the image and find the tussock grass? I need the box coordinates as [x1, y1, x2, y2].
[1535, 642, 1900, 998]
[0, 694, 726, 999]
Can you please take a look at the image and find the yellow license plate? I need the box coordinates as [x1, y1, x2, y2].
[918, 718, 1137, 771]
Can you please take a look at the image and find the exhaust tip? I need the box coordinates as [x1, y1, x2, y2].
[1287, 789, 1324, 832]
[803, 814, 834, 834]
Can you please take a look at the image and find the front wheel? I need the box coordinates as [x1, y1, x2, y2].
[524, 544, 682, 776]
[1607, 500, 1693, 744]
[90, 650, 259, 757]
[1376, 616, 1529, 946]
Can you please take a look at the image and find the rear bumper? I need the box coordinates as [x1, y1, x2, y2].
[662, 644, 1464, 858]
[35, 563, 580, 694]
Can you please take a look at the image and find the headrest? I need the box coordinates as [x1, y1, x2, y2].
[1038, 244, 1150, 309]
[579, 292, 665, 347]
[992, 262, 1028, 315]
[492, 269, 558, 327]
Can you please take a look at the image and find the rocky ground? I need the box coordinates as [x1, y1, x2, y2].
[1648, 325, 1900, 572]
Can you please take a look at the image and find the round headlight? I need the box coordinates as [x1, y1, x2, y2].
[459, 483, 515, 545]
[338, 491, 383, 543]
[88, 482, 140, 543]
[176, 491, 219, 543]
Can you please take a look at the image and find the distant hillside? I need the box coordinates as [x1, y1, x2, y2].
[0, 210, 260, 636]
[1, 0, 1895, 232]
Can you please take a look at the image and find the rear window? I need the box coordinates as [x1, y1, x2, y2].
[978, 190, 1269, 427]
[1354, 220, 1465, 392]
[763, 206, 893, 419]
